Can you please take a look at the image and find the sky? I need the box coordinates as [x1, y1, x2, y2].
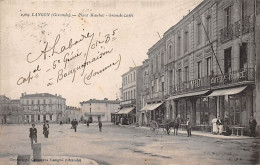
[0, 0, 202, 107]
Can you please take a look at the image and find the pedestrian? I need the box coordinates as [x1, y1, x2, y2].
[186, 118, 191, 137]
[173, 115, 181, 136]
[212, 117, 218, 135]
[73, 119, 78, 132]
[98, 120, 102, 132]
[43, 120, 49, 138]
[217, 116, 223, 135]
[249, 115, 257, 137]
[224, 114, 229, 132]
[29, 124, 37, 149]
[87, 120, 89, 127]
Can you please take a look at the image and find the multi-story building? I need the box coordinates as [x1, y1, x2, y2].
[20, 93, 66, 123]
[139, 0, 258, 133]
[140, 36, 167, 124]
[256, 0, 260, 133]
[0, 96, 22, 124]
[139, 59, 150, 126]
[165, 0, 218, 125]
[117, 66, 143, 125]
[210, 0, 256, 127]
[80, 98, 120, 122]
[65, 106, 82, 123]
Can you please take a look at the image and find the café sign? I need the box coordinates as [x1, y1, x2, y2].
[210, 70, 246, 86]
[172, 78, 209, 94]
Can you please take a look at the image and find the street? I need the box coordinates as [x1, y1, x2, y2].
[0, 123, 259, 165]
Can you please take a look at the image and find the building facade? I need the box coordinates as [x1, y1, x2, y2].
[139, 0, 258, 134]
[80, 98, 120, 122]
[20, 93, 66, 123]
[64, 106, 82, 123]
[0, 97, 22, 124]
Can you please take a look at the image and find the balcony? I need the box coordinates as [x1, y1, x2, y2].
[210, 68, 255, 87]
[147, 91, 164, 103]
[220, 24, 233, 43]
[171, 76, 211, 95]
[234, 16, 251, 37]
[120, 99, 136, 106]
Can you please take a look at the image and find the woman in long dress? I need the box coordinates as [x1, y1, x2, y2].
[212, 118, 218, 135]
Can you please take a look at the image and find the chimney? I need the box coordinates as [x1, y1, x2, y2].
[104, 98, 108, 101]
[21, 93, 24, 97]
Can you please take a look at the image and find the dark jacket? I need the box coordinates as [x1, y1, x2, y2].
[249, 119, 257, 128]
[29, 128, 37, 138]
[98, 122, 102, 128]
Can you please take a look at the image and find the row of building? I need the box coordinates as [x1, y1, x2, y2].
[114, 0, 260, 132]
[0, 92, 120, 124]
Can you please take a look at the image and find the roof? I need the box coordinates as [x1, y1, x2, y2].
[121, 66, 141, 77]
[21, 93, 66, 100]
[80, 99, 120, 105]
[66, 106, 81, 110]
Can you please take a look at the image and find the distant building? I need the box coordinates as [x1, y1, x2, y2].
[0, 97, 22, 124]
[20, 93, 66, 123]
[80, 98, 120, 122]
[65, 106, 82, 123]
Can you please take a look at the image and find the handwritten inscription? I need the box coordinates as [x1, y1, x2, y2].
[17, 28, 121, 87]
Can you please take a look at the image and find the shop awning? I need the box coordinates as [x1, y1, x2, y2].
[140, 103, 163, 111]
[208, 86, 247, 97]
[167, 90, 210, 100]
[116, 107, 135, 114]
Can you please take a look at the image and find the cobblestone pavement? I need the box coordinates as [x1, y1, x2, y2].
[0, 123, 259, 165]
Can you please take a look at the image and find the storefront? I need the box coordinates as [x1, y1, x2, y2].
[140, 102, 165, 124]
[113, 107, 136, 125]
[208, 85, 253, 126]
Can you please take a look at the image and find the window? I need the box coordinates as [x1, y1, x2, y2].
[133, 72, 135, 81]
[156, 55, 158, 70]
[151, 80, 154, 93]
[27, 100, 29, 105]
[38, 115, 40, 121]
[161, 82, 164, 93]
[240, 43, 248, 69]
[151, 59, 154, 73]
[43, 99, 46, 104]
[224, 47, 232, 73]
[184, 31, 189, 52]
[133, 89, 135, 99]
[168, 45, 173, 58]
[161, 52, 164, 67]
[206, 57, 212, 76]
[206, 16, 212, 41]
[32, 100, 34, 105]
[128, 91, 130, 100]
[177, 69, 182, 84]
[50, 115, 52, 121]
[90, 108, 91, 113]
[225, 6, 231, 27]
[184, 66, 189, 82]
[131, 74, 132, 82]
[156, 79, 159, 92]
[49, 99, 52, 104]
[43, 106, 46, 111]
[177, 36, 181, 56]
[197, 23, 202, 45]
[126, 92, 128, 100]
[198, 61, 202, 79]
[131, 91, 133, 99]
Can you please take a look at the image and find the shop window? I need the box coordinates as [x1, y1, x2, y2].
[224, 47, 232, 73]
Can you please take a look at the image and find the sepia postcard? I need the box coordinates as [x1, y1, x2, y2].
[0, 0, 260, 165]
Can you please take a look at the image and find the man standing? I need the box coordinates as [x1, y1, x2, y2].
[73, 119, 78, 132]
[29, 124, 37, 149]
[173, 115, 181, 136]
[186, 118, 191, 137]
[98, 120, 102, 132]
[43, 121, 49, 138]
[249, 116, 257, 137]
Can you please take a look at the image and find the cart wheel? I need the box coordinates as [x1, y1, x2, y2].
[150, 120, 159, 134]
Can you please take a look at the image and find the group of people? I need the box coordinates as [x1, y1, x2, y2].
[212, 116, 224, 135]
[29, 121, 49, 149]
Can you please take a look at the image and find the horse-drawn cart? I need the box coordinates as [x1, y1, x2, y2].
[149, 120, 176, 135]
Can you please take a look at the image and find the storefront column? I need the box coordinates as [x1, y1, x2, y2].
[172, 100, 177, 121]
[191, 99, 196, 125]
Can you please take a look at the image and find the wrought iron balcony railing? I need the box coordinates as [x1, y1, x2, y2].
[220, 24, 233, 43]
[234, 16, 251, 37]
